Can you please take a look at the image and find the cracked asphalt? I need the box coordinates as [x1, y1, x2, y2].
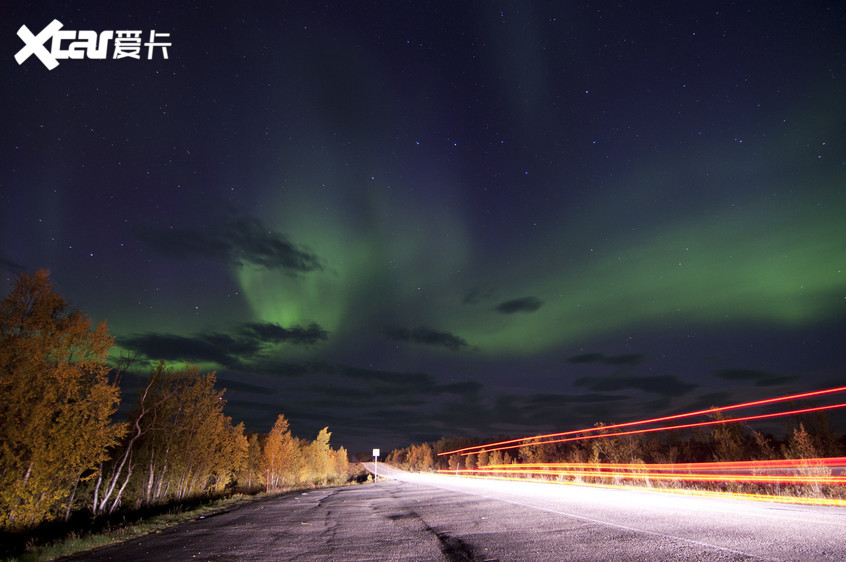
[67, 465, 846, 561]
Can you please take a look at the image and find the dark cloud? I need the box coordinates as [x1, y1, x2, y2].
[439, 381, 483, 395]
[484, 392, 631, 429]
[574, 374, 696, 397]
[494, 297, 543, 314]
[241, 322, 328, 346]
[137, 212, 321, 273]
[522, 393, 629, 406]
[568, 353, 605, 364]
[214, 375, 276, 395]
[119, 321, 328, 367]
[119, 332, 243, 366]
[713, 368, 796, 386]
[0, 256, 25, 274]
[383, 326, 470, 352]
[568, 353, 646, 367]
[462, 286, 496, 305]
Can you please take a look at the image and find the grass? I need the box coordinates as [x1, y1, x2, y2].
[1, 490, 306, 561]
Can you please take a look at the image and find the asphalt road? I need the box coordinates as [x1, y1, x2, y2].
[69, 464, 846, 561]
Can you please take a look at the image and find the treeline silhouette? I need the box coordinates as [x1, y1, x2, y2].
[0, 270, 350, 532]
[387, 412, 844, 474]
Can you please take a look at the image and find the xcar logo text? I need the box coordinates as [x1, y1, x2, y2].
[15, 20, 171, 70]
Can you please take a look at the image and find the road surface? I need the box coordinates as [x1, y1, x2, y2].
[68, 464, 846, 560]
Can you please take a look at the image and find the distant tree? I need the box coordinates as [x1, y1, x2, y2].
[488, 449, 503, 466]
[709, 410, 746, 462]
[0, 270, 124, 530]
[784, 423, 819, 460]
[477, 449, 489, 467]
[406, 443, 435, 471]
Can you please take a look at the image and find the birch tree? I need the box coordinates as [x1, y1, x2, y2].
[0, 270, 123, 529]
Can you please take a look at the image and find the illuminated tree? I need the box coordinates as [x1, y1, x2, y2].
[785, 423, 819, 460]
[476, 449, 489, 467]
[300, 427, 333, 484]
[406, 442, 435, 471]
[238, 432, 263, 491]
[0, 270, 123, 529]
[261, 414, 296, 490]
[709, 410, 746, 462]
[120, 365, 242, 505]
[488, 449, 504, 466]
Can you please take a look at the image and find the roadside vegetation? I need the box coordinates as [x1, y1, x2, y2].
[0, 270, 356, 560]
[386, 411, 846, 502]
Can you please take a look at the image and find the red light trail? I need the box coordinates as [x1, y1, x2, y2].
[439, 385, 846, 457]
[460, 402, 846, 456]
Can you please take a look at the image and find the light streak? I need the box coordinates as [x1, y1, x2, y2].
[439, 384, 846, 456]
[456, 402, 846, 455]
[438, 472, 846, 507]
[438, 457, 846, 505]
[454, 467, 846, 486]
[480, 457, 846, 472]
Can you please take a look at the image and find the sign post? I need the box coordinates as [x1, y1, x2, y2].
[373, 448, 380, 482]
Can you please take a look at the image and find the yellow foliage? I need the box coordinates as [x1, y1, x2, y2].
[0, 270, 124, 530]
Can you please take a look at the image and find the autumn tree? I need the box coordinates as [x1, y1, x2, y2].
[406, 443, 435, 472]
[0, 270, 124, 529]
[300, 427, 333, 485]
[709, 410, 746, 462]
[261, 414, 297, 490]
[476, 448, 489, 467]
[114, 365, 244, 507]
[488, 449, 504, 466]
[238, 432, 264, 492]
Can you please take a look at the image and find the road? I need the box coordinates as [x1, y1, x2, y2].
[68, 464, 846, 561]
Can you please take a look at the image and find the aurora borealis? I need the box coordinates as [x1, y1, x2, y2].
[3, 2, 845, 452]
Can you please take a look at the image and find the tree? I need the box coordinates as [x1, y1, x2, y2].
[476, 449, 489, 467]
[0, 270, 124, 529]
[488, 449, 504, 466]
[261, 414, 296, 490]
[238, 433, 263, 491]
[118, 365, 242, 506]
[709, 410, 746, 462]
[301, 427, 333, 485]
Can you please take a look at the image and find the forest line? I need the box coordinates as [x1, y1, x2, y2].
[0, 270, 351, 532]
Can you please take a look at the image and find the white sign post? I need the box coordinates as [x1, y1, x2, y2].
[373, 448, 380, 481]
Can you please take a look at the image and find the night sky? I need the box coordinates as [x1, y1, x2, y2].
[3, 2, 845, 453]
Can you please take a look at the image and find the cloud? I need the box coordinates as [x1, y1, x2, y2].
[574, 374, 696, 397]
[118, 321, 328, 367]
[463, 286, 496, 305]
[383, 326, 471, 352]
[137, 212, 321, 273]
[494, 296, 543, 314]
[240, 322, 328, 345]
[713, 368, 796, 386]
[568, 353, 646, 367]
[214, 374, 276, 395]
[0, 256, 25, 274]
